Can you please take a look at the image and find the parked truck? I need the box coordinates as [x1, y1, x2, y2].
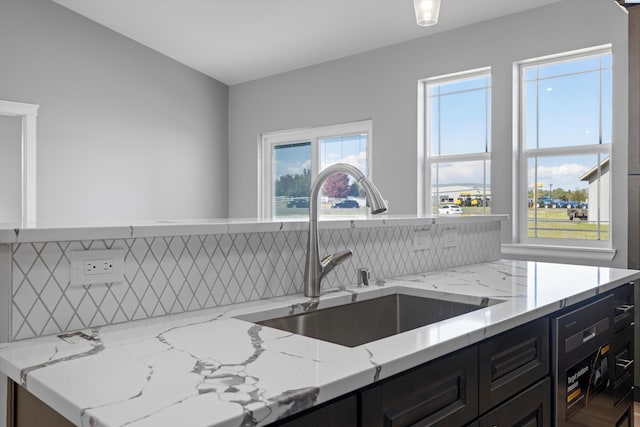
[567, 206, 588, 220]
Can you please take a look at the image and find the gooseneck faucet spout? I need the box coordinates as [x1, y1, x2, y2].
[304, 163, 388, 297]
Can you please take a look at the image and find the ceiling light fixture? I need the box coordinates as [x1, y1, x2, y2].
[413, 0, 441, 26]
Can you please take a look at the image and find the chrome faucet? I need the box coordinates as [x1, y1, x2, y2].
[303, 163, 388, 297]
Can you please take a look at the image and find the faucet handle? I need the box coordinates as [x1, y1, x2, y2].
[320, 250, 353, 273]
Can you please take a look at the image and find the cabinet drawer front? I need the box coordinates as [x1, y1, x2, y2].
[613, 284, 635, 333]
[613, 324, 634, 380]
[360, 346, 478, 427]
[272, 394, 357, 427]
[478, 317, 549, 413]
[478, 377, 551, 427]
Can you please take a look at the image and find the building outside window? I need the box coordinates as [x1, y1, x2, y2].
[260, 120, 372, 220]
[517, 46, 612, 245]
[421, 68, 491, 216]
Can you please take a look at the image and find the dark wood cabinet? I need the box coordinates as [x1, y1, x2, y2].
[477, 377, 551, 427]
[270, 394, 357, 427]
[8, 382, 74, 427]
[360, 346, 478, 427]
[478, 317, 549, 413]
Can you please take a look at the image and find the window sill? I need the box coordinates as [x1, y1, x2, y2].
[501, 243, 617, 266]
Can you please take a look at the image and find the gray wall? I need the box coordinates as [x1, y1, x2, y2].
[228, 0, 629, 266]
[0, 0, 229, 226]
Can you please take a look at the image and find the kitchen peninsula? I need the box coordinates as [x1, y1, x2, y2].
[0, 216, 638, 426]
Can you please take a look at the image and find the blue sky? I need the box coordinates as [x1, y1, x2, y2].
[432, 54, 611, 192]
[273, 54, 611, 195]
[273, 134, 367, 181]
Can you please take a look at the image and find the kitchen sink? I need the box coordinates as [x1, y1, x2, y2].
[254, 293, 492, 347]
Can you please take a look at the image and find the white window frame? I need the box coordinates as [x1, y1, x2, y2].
[418, 68, 492, 215]
[515, 45, 612, 249]
[258, 120, 373, 220]
[0, 100, 39, 227]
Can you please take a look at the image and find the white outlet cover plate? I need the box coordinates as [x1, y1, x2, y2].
[69, 249, 125, 286]
[443, 228, 459, 248]
[412, 229, 432, 251]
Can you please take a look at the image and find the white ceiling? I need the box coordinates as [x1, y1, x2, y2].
[52, 0, 563, 85]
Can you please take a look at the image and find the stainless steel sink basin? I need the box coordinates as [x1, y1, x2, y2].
[256, 294, 490, 347]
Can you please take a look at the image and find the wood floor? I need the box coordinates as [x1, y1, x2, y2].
[635, 401, 640, 425]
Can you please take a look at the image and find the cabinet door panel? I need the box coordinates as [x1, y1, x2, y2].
[612, 284, 635, 333]
[11, 381, 74, 427]
[360, 346, 478, 427]
[271, 394, 357, 427]
[478, 317, 549, 413]
[478, 377, 551, 427]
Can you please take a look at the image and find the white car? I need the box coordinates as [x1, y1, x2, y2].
[438, 204, 462, 215]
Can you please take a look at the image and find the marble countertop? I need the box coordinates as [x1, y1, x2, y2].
[1, 259, 638, 427]
[0, 214, 507, 244]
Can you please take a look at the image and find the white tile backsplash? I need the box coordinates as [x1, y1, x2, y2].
[8, 221, 501, 340]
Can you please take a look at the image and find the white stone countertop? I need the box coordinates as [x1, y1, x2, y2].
[0, 214, 507, 244]
[1, 259, 637, 427]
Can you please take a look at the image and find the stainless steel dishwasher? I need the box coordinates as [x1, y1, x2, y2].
[552, 292, 634, 426]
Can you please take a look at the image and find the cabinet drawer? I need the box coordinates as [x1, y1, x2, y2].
[613, 371, 633, 405]
[477, 377, 551, 427]
[478, 317, 549, 413]
[360, 346, 478, 427]
[613, 324, 634, 380]
[270, 394, 357, 427]
[613, 284, 635, 333]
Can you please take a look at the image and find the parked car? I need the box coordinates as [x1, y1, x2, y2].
[286, 198, 309, 208]
[438, 204, 463, 215]
[331, 199, 360, 209]
[537, 197, 554, 208]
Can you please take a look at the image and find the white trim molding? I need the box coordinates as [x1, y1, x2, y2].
[502, 243, 617, 266]
[0, 100, 39, 227]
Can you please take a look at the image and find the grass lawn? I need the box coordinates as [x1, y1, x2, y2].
[526, 208, 609, 240]
[435, 206, 609, 240]
[275, 201, 367, 218]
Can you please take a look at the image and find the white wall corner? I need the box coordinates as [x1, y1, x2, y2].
[0, 373, 6, 427]
[0, 244, 11, 343]
[0, 243, 11, 427]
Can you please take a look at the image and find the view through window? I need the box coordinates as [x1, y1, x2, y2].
[520, 48, 611, 242]
[424, 69, 491, 216]
[262, 121, 371, 220]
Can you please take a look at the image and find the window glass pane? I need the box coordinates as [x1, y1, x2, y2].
[438, 76, 489, 94]
[538, 71, 601, 148]
[320, 134, 367, 173]
[538, 56, 601, 79]
[524, 68, 538, 82]
[438, 88, 488, 155]
[527, 154, 609, 240]
[272, 141, 311, 219]
[319, 134, 367, 217]
[431, 160, 491, 214]
[430, 96, 439, 153]
[524, 81, 538, 150]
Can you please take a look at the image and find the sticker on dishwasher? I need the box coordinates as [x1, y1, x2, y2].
[565, 343, 610, 420]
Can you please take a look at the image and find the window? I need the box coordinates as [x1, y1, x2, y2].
[420, 69, 491, 215]
[517, 46, 612, 245]
[260, 120, 372, 220]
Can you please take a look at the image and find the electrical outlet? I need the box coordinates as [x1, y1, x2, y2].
[70, 249, 124, 286]
[84, 259, 113, 275]
[443, 228, 458, 248]
[412, 229, 432, 251]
